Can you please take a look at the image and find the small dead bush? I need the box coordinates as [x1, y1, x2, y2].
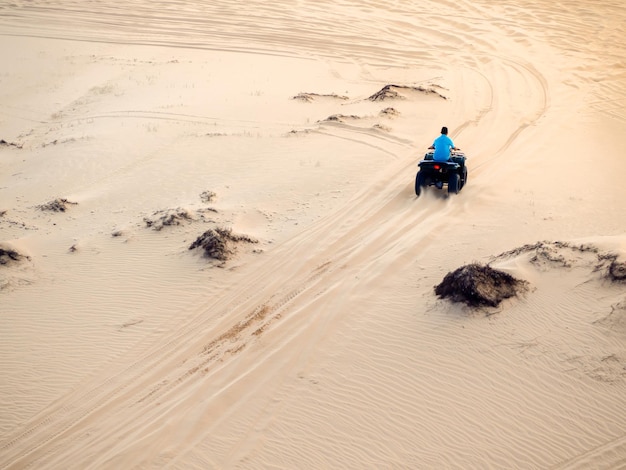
[291, 92, 349, 102]
[368, 85, 403, 101]
[368, 84, 447, 102]
[0, 248, 29, 265]
[144, 209, 194, 231]
[37, 198, 78, 212]
[144, 207, 216, 231]
[608, 260, 626, 282]
[435, 263, 527, 308]
[200, 190, 217, 203]
[379, 107, 400, 117]
[0, 139, 22, 149]
[189, 227, 257, 261]
[321, 114, 360, 122]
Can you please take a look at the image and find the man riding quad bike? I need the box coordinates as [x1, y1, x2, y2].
[415, 126, 468, 196]
[414, 150, 468, 196]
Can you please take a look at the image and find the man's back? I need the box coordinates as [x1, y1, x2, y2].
[433, 134, 455, 161]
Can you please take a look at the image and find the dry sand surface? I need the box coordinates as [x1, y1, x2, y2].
[1, 1, 626, 468]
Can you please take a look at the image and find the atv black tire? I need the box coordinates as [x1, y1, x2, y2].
[415, 171, 427, 196]
[461, 167, 468, 189]
[448, 173, 461, 194]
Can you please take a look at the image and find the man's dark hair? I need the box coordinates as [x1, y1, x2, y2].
[441, 126, 448, 135]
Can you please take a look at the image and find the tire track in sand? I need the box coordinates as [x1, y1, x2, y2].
[0, 42, 547, 469]
[0, 151, 459, 469]
[0, 255, 335, 468]
[0, 0, 570, 467]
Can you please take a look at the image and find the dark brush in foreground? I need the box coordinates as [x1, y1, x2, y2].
[435, 263, 528, 308]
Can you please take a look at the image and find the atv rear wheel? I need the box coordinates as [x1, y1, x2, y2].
[415, 171, 426, 196]
[461, 167, 468, 189]
[448, 173, 460, 194]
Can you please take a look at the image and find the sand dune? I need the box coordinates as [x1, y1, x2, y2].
[1, 0, 625, 468]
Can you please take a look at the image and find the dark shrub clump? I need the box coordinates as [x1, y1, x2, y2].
[608, 260, 626, 282]
[37, 198, 77, 212]
[189, 227, 257, 261]
[435, 263, 527, 307]
[0, 248, 28, 265]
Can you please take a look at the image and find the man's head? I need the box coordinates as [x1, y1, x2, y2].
[441, 126, 448, 135]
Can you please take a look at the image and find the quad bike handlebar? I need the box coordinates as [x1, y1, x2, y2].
[428, 146, 461, 151]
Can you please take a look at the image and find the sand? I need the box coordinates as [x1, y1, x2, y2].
[1, 1, 625, 468]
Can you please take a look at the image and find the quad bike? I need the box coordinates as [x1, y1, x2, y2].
[415, 150, 468, 196]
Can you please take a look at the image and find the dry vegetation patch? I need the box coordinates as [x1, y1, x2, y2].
[189, 227, 257, 261]
[0, 247, 29, 266]
[200, 190, 217, 203]
[368, 84, 447, 101]
[0, 139, 22, 149]
[379, 107, 400, 117]
[144, 208, 193, 231]
[292, 92, 349, 102]
[435, 263, 528, 308]
[321, 114, 360, 123]
[609, 259, 626, 282]
[37, 198, 78, 212]
[144, 207, 216, 231]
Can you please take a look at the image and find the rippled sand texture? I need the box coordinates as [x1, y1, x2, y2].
[1, 1, 626, 468]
